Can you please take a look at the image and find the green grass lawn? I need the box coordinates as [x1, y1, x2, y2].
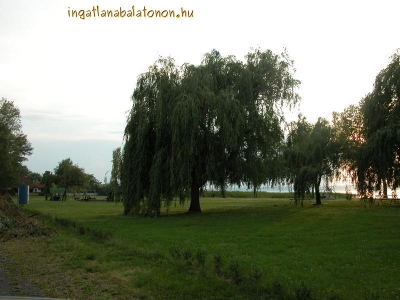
[4, 194, 400, 299]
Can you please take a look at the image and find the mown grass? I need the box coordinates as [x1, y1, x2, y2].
[3, 194, 400, 299]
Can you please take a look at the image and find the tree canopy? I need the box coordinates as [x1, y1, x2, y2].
[0, 98, 33, 190]
[356, 51, 400, 195]
[284, 115, 342, 204]
[122, 49, 300, 216]
[331, 50, 400, 197]
[42, 160, 103, 197]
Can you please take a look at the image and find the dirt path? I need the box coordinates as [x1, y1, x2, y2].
[0, 250, 46, 297]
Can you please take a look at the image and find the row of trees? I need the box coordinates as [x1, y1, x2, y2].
[252, 50, 400, 205]
[114, 48, 400, 215]
[0, 98, 108, 197]
[43, 158, 106, 196]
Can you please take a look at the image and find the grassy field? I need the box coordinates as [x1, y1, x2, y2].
[3, 194, 400, 299]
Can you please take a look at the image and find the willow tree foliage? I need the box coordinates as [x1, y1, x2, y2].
[0, 98, 33, 190]
[284, 116, 342, 205]
[110, 147, 122, 202]
[356, 51, 400, 196]
[332, 104, 365, 192]
[122, 49, 300, 216]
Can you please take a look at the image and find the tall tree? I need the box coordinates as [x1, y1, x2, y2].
[284, 115, 313, 202]
[0, 98, 33, 190]
[122, 49, 300, 215]
[356, 51, 400, 196]
[122, 57, 180, 216]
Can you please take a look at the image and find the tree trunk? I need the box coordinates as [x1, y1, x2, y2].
[188, 169, 201, 213]
[253, 186, 257, 198]
[315, 178, 322, 205]
[383, 179, 388, 197]
[221, 184, 226, 198]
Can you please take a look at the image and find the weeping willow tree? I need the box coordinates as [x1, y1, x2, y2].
[122, 49, 300, 216]
[332, 104, 365, 188]
[284, 116, 342, 205]
[122, 57, 180, 216]
[356, 51, 400, 196]
[284, 115, 313, 203]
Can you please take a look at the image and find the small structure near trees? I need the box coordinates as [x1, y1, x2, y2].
[48, 187, 65, 201]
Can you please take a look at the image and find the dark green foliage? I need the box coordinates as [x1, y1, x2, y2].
[26, 172, 42, 184]
[337, 51, 400, 196]
[284, 116, 342, 204]
[53, 158, 87, 186]
[0, 98, 33, 190]
[42, 171, 57, 194]
[45, 159, 103, 197]
[122, 49, 300, 215]
[359, 52, 400, 193]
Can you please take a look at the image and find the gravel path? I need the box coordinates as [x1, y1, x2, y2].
[0, 250, 46, 298]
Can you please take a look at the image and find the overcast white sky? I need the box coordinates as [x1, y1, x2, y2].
[1, 0, 399, 183]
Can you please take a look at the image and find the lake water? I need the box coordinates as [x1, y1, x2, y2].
[220, 181, 359, 194]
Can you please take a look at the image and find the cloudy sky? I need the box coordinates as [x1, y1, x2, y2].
[1, 0, 399, 183]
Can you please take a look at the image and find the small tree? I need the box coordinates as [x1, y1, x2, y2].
[332, 104, 365, 195]
[285, 116, 342, 205]
[110, 147, 122, 202]
[54, 158, 88, 199]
